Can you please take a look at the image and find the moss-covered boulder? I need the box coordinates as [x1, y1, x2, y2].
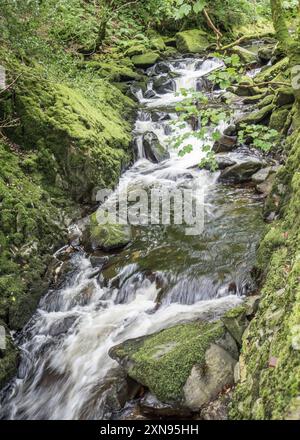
[254, 57, 289, 84]
[274, 87, 295, 107]
[3, 70, 135, 202]
[176, 29, 209, 54]
[231, 46, 258, 65]
[87, 212, 132, 251]
[269, 108, 290, 132]
[236, 104, 275, 127]
[109, 320, 238, 409]
[132, 52, 160, 68]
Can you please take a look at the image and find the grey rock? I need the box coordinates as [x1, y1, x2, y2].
[219, 157, 264, 183]
[183, 344, 236, 410]
[213, 135, 237, 153]
[143, 131, 170, 163]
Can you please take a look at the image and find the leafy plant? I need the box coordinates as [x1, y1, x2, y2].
[208, 53, 243, 89]
[238, 123, 280, 152]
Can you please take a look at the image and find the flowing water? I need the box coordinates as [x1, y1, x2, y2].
[0, 56, 265, 420]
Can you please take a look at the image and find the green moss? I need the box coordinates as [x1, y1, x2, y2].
[237, 104, 275, 126]
[89, 212, 131, 251]
[230, 131, 300, 419]
[254, 57, 290, 84]
[2, 66, 135, 202]
[176, 29, 209, 54]
[131, 52, 160, 68]
[0, 140, 71, 329]
[110, 320, 224, 403]
[269, 107, 290, 132]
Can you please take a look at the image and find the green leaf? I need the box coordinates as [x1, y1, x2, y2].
[193, 0, 206, 13]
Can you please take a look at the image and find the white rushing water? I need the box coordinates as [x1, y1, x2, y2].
[0, 57, 254, 420]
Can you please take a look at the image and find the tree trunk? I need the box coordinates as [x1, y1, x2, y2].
[270, 0, 291, 49]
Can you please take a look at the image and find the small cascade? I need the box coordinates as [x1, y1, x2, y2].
[0, 55, 265, 420]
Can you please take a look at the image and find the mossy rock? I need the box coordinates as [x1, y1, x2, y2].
[88, 212, 132, 251]
[109, 319, 238, 407]
[269, 108, 290, 132]
[274, 87, 295, 107]
[236, 104, 275, 127]
[132, 52, 160, 68]
[231, 46, 258, 65]
[230, 132, 300, 419]
[254, 57, 289, 84]
[176, 29, 209, 54]
[4, 71, 135, 202]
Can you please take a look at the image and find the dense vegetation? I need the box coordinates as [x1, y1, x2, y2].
[0, 0, 300, 420]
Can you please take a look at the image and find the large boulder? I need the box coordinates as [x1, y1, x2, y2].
[132, 52, 160, 68]
[143, 132, 170, 163]
[231, 46, 258, 65]
[109, 319, 239, 410]
[219, 157, 265, 183]
[176, 29, 210, 53]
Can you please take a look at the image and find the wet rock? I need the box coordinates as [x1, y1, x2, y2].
[212, 135, 237, 153]
[176, 29, 209, 53]
[109, 320, 238, 410]
[144, 89, 156, 99]
[235, 76, 257, 97]
[219, 157, 264, 183]
[132, 52, 160, 68]
[151, 62, 171, 75]
[152, 76, 175, 94]
[244, 295, 260, 317]
[274, 87, 295, 107]
[258, 45, 275, 64]
[0, 321, 19, 389]
[48, 315, 78, 337]
[224, 125, 238, 136]
[85, 212, 132, 252]
[143, 131, 170, 163]
[196, 77, 213, 92]
[203, 155, 237, 171]
[90, 256, 109, 268]
[139, 393, 192, 418]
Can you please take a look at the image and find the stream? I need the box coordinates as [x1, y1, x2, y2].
[0, 56, 265, 420]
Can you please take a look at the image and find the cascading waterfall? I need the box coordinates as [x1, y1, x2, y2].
[0, 56, 265, 420]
